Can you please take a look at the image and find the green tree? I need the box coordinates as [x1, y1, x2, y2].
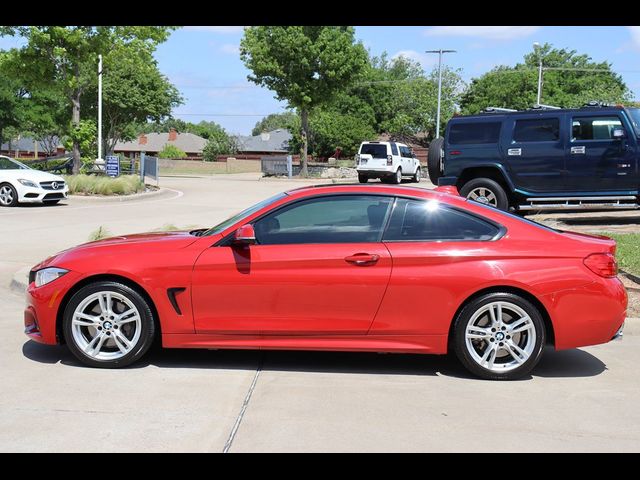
[158, 144, 187, 159]
[251, 112, 297, 136]
[240, 26, 368, 176]
[83, 43, 182, 157]
[2, 26, 176, 173]
[202, 131, 238, 161]
[0, 51, 25, 148]
[460, 43, 631, 114]
[20, 86, 70, 156]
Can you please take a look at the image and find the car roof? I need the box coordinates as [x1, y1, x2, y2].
[284, 183, 467, 205]
[360, 141, 407, 146]
[451, 105, 627, 121]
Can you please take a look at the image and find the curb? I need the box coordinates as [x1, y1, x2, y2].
[68, 187, 175, 204]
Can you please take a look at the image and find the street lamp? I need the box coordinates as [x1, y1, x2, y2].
[426, 49, 456, 138]
[533, 42, 543, 105]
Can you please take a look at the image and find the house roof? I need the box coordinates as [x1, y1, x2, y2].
[114, 132, 207, 153]
[236, 129, 291, 153]
[1, 136, 64, 153]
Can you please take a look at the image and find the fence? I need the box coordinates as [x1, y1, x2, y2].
[140, 153, 159, 185]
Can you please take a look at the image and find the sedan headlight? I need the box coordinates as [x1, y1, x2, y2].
[34, 267, 69, 287]
[18, 179, 38, 188]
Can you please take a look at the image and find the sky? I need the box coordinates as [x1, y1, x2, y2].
[2, 26, 640, 136]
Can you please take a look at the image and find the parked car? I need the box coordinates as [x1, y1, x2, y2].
[429, 102, 640, 212]
[0, 155, 69, 207]
[24, 184, 626, 379]
[355, 141, 421, 184]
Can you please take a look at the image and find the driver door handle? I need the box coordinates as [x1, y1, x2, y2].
[344, 253, 380, 266]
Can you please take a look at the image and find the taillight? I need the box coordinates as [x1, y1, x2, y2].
[355, 154, 360, 166]
[584, 253, 618, 278]
[387, 155, 393, 166]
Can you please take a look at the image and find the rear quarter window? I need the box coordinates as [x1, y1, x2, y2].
[448, 122, 502, 145]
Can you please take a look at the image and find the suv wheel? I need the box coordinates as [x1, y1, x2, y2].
[427, 137, 444, 184]
[413, 167, 421, 183]
[391, 168, 402, 184]
[358, 173, 368, 183]
[460, 178, 509, 211]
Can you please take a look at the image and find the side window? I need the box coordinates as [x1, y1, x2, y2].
[512, 118, 560, 143]
[400, 146, 410, 157]
[390, 143, 399, 156]
[254, 195, 393, 245]
[383, 198, 500, 242]
[448, 122, 501, 145]
[572, 116, 623, 141]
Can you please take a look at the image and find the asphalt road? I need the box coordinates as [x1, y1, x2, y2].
[1, 174, 639, 452]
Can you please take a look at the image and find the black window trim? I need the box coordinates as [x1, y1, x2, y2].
[214, 192, 506, 247]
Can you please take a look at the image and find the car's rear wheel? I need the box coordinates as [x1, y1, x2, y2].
[63, 281, 155, 368]
[413, 167, 421, 183]
[460, 178, 509, 211]
[391, 167, 402, 184]
[427, 137, 444, 184]
[358, 173, 368, 183]
[0, 183, 18, 207]
[453, 292, 545, 380]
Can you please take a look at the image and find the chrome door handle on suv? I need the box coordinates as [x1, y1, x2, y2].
[571, 146, 586, 154]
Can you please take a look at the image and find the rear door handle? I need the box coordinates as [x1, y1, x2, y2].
[507, 148, 521, 156]
[571, 146, 586, 154]
[344, 253, 380, 266]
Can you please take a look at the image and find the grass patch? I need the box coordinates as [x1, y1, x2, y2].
[87, 226, 112, 241]
[64, 175, 145, 195]
[600, 232, 640, 276]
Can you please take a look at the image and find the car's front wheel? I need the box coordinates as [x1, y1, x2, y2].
[453, 292, 545, 380]
[0, 183, 18, 207]
[63, 281, 156, 368]
[358, 173, 368, 183]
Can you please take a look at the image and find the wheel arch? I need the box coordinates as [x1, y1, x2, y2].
[456, 166, 516, 201]
[56, 273, 161, 345]
[446, 285, 555, 351]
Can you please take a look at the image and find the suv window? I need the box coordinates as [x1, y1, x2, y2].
[448, 122, 501, 145]
[383, 198, 500, 242]
[513, 118, 560, 142]
[572, 116, 623, 141]
[359, 143, 388, 159]
[254, 195, 393, 245]
[390, 143, 399, 155]
[399, 146, 411, 157]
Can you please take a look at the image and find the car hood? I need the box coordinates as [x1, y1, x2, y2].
[1, 169, 65, 182]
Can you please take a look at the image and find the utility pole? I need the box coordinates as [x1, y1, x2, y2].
[98, 54, 103, 160]
[426, 49, 456, 138]
[533, 42, 543, 105]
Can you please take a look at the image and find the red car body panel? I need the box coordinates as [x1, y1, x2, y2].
[24, 185, 627, 357]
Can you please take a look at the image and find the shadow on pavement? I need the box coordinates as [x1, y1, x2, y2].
[22, 341, 606, 379]
[550, 215, 640, 226]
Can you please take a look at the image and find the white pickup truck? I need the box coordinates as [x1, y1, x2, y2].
[355, 141, 421, 184]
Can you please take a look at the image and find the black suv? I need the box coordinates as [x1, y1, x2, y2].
[428, 103, 640, 212]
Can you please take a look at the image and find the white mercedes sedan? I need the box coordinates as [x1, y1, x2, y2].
[0, 156, 69, 207]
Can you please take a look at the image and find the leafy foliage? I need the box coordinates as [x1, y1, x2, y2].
[158, 144, 187, 159]
[460, 43, 631, 114]
[251, 112, 297, 136]
[202, 133, 238, 161]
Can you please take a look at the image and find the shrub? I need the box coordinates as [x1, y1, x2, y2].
[64, 175, 145, 196]
[87, 226, 112, 241]
[158, 144, 187, 159]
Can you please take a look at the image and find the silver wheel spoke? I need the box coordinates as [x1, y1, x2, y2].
[112, 331, 132, 353]
[508, 316, 533, 334]
[117, 314, 139, 325]
[73, 313, 100, 326]
[466, 325, 491, 340]
[84, 333, 107, 356]
[505, 340, 528, 364]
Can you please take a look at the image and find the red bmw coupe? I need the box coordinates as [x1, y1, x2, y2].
[24, 184, 626, 379]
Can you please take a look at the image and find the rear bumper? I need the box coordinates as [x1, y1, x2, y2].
[356, 167, 395, 176]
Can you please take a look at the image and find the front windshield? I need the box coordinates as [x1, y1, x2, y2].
[0, 156, 30, 170]
[625, 108, 640, 136]
[202, 192, 287, 236]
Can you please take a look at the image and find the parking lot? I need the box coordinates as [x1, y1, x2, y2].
[1, 174, 640, 452]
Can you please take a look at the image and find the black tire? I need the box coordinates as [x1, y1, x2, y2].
[412, 167, 422, 183]
[358, 173, 368, 183]
[452, 292, 546, 380]
[390, 167, 402, 184]
[427, 137, 444, 184]
[0, 182, 18, 207]
[63, 281, 156, 368]
[459, 177, 509, 211]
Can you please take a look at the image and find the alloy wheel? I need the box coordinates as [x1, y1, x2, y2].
[0, 185, 14, 206]
[467, 187, 498, 207]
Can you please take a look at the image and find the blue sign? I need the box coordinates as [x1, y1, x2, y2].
[105, 155, 120, 178]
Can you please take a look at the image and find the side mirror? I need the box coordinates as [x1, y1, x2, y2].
[612, 128, 626, 139]
[233, 224, 256, 245]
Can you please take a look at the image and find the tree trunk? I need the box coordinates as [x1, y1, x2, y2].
[71, 91, 81, 174]
[300, 108, 309, 177]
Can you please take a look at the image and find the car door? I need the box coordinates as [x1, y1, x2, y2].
[191, 194, 394, 335]
[565, 113, 638, 192]
[371, 197, 503, 336]
[503, 114, 566, 192]
[399, 146, 412, 173]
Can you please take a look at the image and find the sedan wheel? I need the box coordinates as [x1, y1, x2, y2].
[63, 281, 155, 368]
[0, 183, 18, 207]
[453, 293, 545, 380]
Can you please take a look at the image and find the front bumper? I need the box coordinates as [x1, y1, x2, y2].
[18, 186, 69, 204]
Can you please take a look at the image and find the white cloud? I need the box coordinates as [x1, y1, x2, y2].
[392, 50, 437, 69]
[424, 26, 540, 41]
[220, 43, 240, 55]
[184, 26, 244, 34]
[626, 26, 640, 48]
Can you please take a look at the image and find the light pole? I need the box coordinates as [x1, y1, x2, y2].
[97, 54, 103, 161]
[533, 42, 543, 105]
[426, 49, 456, 138]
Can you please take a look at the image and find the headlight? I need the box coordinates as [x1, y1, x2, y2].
[34, 267, 69, 287]
[18, 179, 38, 188]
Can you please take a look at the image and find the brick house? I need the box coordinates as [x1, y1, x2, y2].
[114, 128, 207, 160]
[1, 136, 66, 159]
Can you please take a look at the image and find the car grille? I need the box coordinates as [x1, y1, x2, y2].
[40, 181, 65, 191]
